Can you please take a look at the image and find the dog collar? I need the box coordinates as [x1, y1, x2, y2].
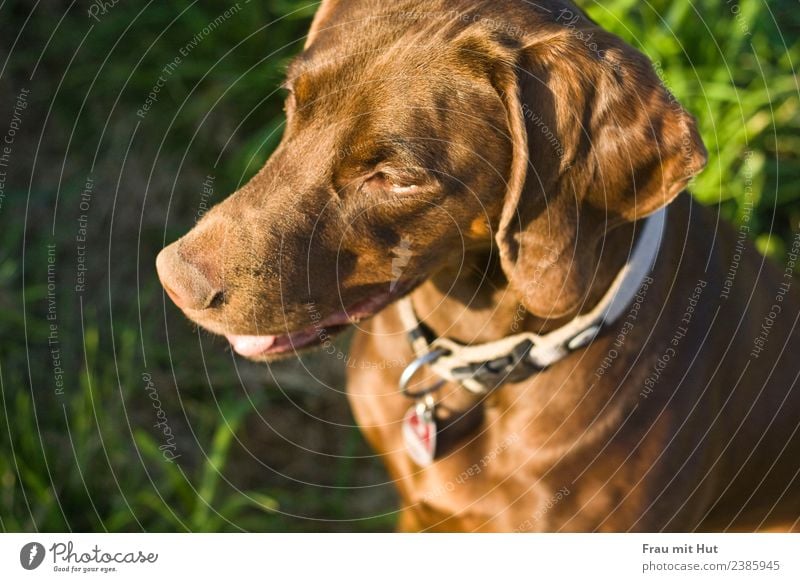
[397, 208, 667, 395]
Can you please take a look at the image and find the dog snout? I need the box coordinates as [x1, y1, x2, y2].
[156, 243, 223, 311]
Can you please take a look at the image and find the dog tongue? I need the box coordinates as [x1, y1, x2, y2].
[227, 334, 277, 357]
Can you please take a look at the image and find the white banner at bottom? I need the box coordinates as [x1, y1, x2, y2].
[0, 533, 797, 581]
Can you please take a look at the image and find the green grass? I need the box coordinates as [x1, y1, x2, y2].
[0, 0, 797, 532]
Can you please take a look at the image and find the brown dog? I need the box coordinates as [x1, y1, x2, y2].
[156, 0, 800, 531]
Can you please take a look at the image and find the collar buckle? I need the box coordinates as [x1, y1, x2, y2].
[451, 339, 537, 390]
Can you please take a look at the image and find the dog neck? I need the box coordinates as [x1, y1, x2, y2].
[396, 212, 667, 464]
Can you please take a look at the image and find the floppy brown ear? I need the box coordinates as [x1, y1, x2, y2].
[489, 13, 707, 318]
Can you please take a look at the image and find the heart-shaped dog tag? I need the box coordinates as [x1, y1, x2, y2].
[402, 402, 437, 467]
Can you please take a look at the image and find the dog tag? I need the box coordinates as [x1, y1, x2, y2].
[402, 401, 437, 467]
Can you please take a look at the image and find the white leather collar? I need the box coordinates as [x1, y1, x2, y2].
[397, 208, 667, 393]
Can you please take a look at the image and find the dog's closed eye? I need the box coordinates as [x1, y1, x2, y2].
[360, 171, 420, 195]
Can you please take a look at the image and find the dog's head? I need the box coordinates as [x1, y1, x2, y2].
[156, 0, 706, 360]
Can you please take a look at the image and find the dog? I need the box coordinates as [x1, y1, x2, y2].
[156, 0, 800, 531]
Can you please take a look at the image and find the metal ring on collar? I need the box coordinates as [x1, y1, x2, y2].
[399, 348, 450, 399]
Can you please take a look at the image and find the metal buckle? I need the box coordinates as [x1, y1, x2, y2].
[451, 340, 537, 388]
[399, 348, 449, 399]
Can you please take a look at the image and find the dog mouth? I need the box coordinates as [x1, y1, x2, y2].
[225, 279, 420, 359]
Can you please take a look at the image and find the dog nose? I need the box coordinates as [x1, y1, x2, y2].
[156, 244, 223, 310]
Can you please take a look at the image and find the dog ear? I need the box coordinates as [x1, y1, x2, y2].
[305, 0, 343, 48]
[483, 14, 706, 318]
